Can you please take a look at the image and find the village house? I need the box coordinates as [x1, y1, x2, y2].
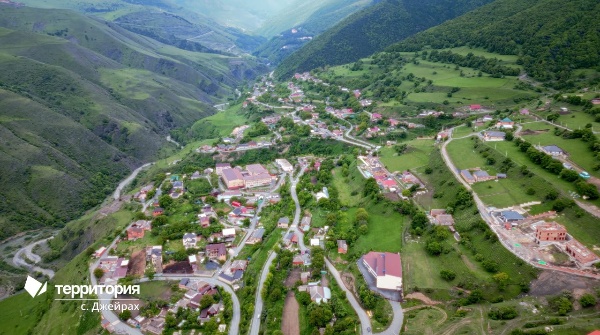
[337, 240, 348, 254]
[275, 158, 294, 172]
[218, 260, 248, 285]
[183, 233, 198, 249]
[470, 104, 482, 111]
[298, 285, 332, 304]
[93, 246, 107, 258]
[371, 113, 382, 121]
[188, 255, 198, 272]
[205, 243, 227, 262]
[460, 170, 476, 184]
[483, 131, 506, 141]
[565, 239, 600, 266]
[222, 228, 236, 241]
[300, 216, 311, 232]
[497, 117, 515, 129]
[126, 226, 144, 241]
[148, 245, 163, 273]
[152, 207, 164, 217]
[362, 252, 403, 291]
[473, 170, 497, 182]
[215, 163, 231, 175]
[498, 210, 524, 223]
[277, 217, 290, 229]
[430, 209, 455, 226]
[534, 222, 567, 244]
[293, 253, 311, 266]
[401, 171, 423, 188]
[541, 145, 566, 157]
[246, 228, 265, 245]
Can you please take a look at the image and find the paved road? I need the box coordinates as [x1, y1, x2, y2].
[113, 163, 153, 200]
[12, 237, 56, 278]
[325, 259, 404, 334]
[249, 251, 277, 335]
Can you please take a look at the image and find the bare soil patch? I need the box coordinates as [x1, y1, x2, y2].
[127, 250, 146, 276]
[384, 192, 400, 201]
[163, 261, 193, 274]
[341, 271, 356, 294]
[285, 268, 301, 288]
[530, 270, 599, 296]
[521, 129, 549, 136]
[282, 291, 300, 335]
[404, 292, 441, 305]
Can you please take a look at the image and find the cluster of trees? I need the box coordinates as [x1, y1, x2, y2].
[426, 50, 519, 77]
[488, 306, 518, 320]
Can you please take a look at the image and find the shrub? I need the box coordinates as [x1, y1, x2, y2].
[579, 293, 597, 307]
[440, 270, 456, 281]
[482, 260, 499, 273]
[488, 306, 518, 320]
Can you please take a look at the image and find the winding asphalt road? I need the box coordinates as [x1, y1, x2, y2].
[12, 237, 56, 278]
[113, 163, 153, 200]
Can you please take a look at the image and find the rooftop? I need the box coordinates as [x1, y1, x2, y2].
[363, 252, 402, 278]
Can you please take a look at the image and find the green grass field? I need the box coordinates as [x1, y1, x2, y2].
[446, 137, 491, 170]
[352, 203, 404, 254]
[332, 164, 366, 207]
[446, 46, 520, 65]
[0, 292, 46, 335]
[138, 280, 174, 301]
[379, 139, 435, 172]
[451, 125, 476, 138]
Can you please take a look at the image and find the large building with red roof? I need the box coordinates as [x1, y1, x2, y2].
[362, 252, 403, 291]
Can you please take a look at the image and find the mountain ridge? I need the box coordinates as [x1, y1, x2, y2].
[0, 5, 266, 240]
[275, 0, 495, 79]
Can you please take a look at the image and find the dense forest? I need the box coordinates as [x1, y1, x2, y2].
[387, 0, 600, 89]
[275, 0, 494, 79]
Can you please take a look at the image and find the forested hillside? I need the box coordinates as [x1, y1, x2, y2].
[387, 0, 600, 89]
[254, 0, 374, 65]
[0, 5, 265, 240]
[275, 0, 494, 79]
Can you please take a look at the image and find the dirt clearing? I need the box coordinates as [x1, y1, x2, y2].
[285, 268, 301, 288]
[282, 291, 300, 335]
[530, 270, 599, 296]
[127, 250, 146, 276]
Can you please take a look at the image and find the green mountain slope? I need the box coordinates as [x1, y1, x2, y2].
[387, 0, 600, 89]
[275, 0, 494, 79]
[0, 5, 265, 239]
[15, 0, 266, 54]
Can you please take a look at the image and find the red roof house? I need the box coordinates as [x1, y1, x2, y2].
[362, 252, 403, 291]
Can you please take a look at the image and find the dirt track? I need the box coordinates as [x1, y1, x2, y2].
[282, 291, 299, 335]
